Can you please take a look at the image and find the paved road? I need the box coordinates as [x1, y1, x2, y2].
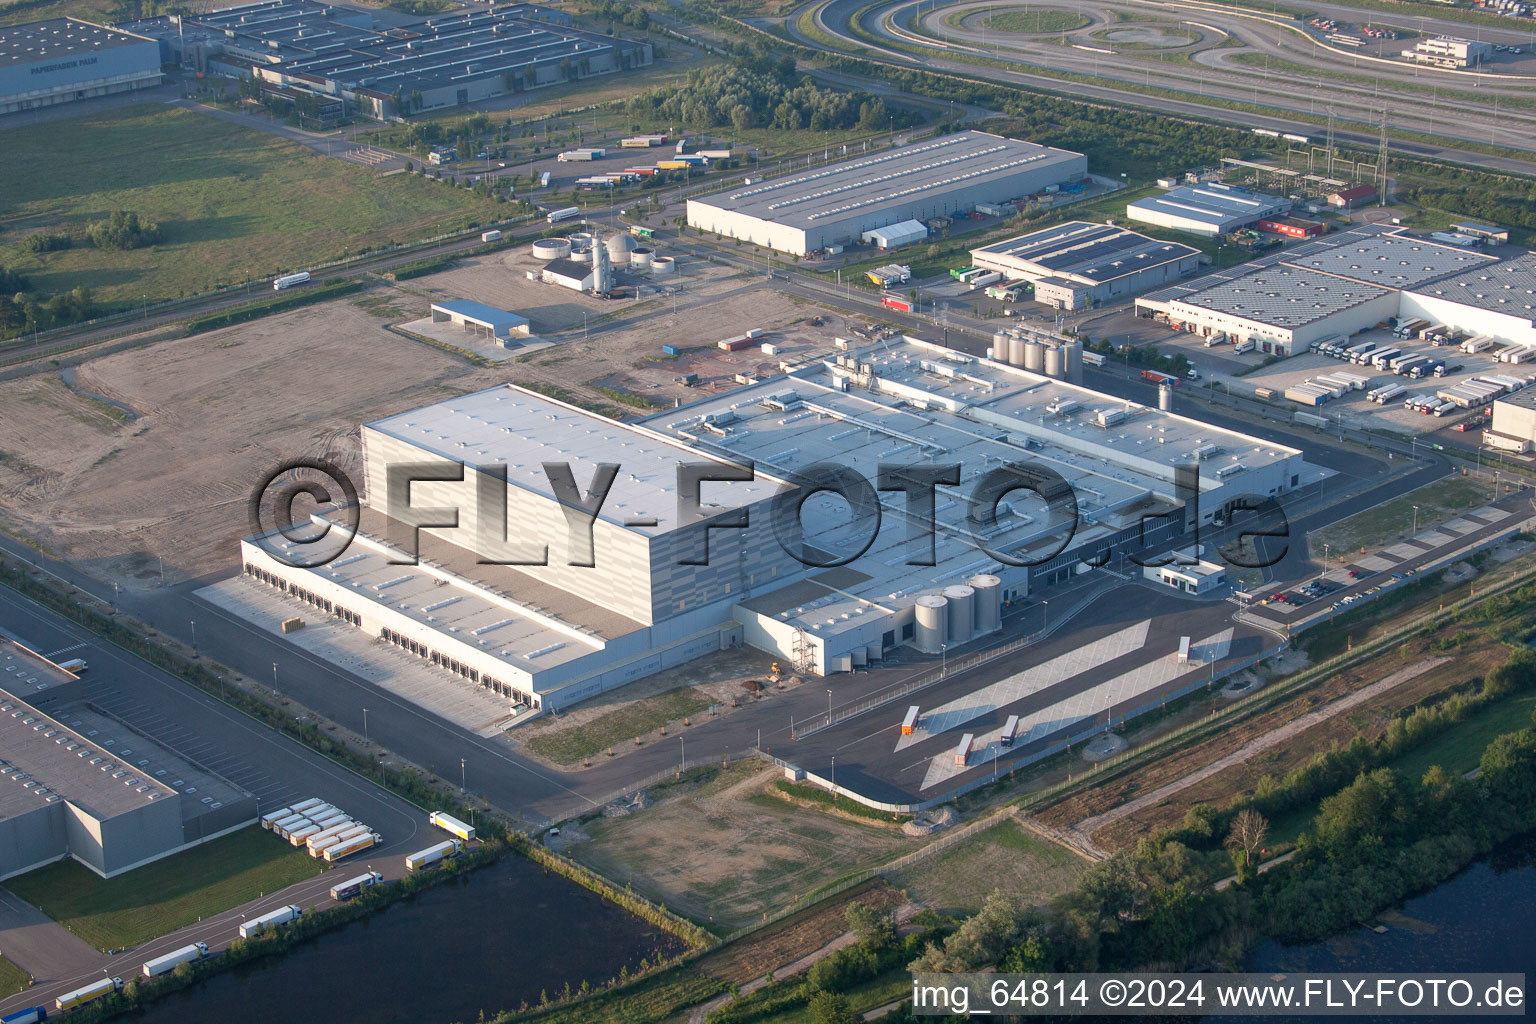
[0, 588, 435, 1015]
[796, 0, 1536, 174]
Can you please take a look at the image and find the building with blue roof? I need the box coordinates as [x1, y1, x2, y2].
[969, 221, 1202, 309]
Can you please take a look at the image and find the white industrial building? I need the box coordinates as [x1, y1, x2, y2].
[242, 338, 1307, 712]
[1137, 227, 1496, 354]
[1126, 184, 1291, 238]
[970, 221, 1202, 310]
[686, 131, 1085, 256]
[862, 220, 927, 250]
[1400, 253, 1536, 351]
[1401, 36, 1492, 68]
[541, 258, 595, 292]
[1487, 390, 1536, 453]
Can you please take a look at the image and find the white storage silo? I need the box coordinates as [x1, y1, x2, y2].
[913, 595, 948, 654]
[1159, 382, 1173, 411]
[650, 255, 676, 276]
[1008, 334, 1026, 367]
[1044, 344, 1065, 378]
[969, 574, 1002, 633]
[1064, 339, 1083, 384]
[1024, 339, 1045, 372]
[570, 248, 592, 263]
[943, 585, 974, 645]
[630, 247, 654, 270]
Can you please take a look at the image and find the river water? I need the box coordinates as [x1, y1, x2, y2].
[1211, 831, 1536, 1022]
[128, 855, 686, 1024]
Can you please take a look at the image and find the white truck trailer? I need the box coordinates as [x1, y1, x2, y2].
[238, 904, 303, 939]
[142, 941, 209, 977]
[405, 839, 464, 872]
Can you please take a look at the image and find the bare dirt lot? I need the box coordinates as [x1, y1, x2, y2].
[567, 763, 917, 930]
[0, 250, 850, 589]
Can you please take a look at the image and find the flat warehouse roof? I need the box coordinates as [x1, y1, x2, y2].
[689, 131, 1082, 231]
[1172, 265, 1392, 328]
[1409, 253, 1536, 317]
[365, 385, 786, 535]
[0, 17, 153, 65]
[1281, 232, 1493, 289]
[973, 221, 1199, 284]
[0, 640, 79, 699]
[0, 688, 178, 821]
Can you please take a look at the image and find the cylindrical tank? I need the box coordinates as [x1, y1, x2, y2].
[1044, 344, 1065, 378]
[531, 237, 570, 260]
[605, 233, 637, 266]
[969, 574, 1002, 633]
[1064, 339, 1083, 384]
[570, 247, 592, 263]
[913, 595, 948, 654]
[1159, 382, 1173, 411]
[943, 585, 974, 645]
[1024, 339, 1045, 372]
[567, 232, 592, 250]
[1008, 334, 1026, 367]
[630, 247, 654, 269]
[650, 255, 676, 275]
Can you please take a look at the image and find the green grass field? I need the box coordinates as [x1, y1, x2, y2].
[1308, 475, 1492, 560]
[4, 826, 325, 951]
[889, 819, 1088, 914]
[0, 104, 500, 309]
[522, 688, 713, 765]
[0, 956, 30, 999]
[984, 9, 1091, 34]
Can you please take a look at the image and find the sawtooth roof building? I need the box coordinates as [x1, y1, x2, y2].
[686, 131, 1086, 256]
[0, 17, 162, 114]
[970, 221, 1202, 310]
[127, 0, 650, 118]
[1126, 183, 1292, 238]
[241, 337, 1311, 713]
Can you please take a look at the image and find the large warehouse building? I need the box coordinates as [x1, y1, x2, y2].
[1137, 227, 1495, 354]
[970, 221, 1202, 310]
[0, 642, 256, 880]
[0, 18, 162, 114]
[686, 131, 1086, 256]
[1126, 183, 1292, 238]
[241, 337, 1307, 712]
[1400, 253, 1536, 351]
[128, 0, 648, 118]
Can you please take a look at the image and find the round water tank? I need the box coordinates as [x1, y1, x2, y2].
[567, 232, 593, 250]
[969, 574, 1002, 633]
[650, 255, 676, 276]
[1008, 334, 1026, 367]
[630, 247, 654, 269]
[913, 595, 948, 654]
[1159, 382, 1174, 411]
[531, 237, 570, 260]
[943, 585, 974, 645]
[1044, 344, 1065, 378]
[570, 248, 591, 263]
[1024, 339, 1045, 372]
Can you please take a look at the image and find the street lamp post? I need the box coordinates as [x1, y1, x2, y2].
[460, 757, 466, 793]
[827, 688, 833, 718]
[272, 662, 278, 696]
[1412, 504, 1420, 534]
[363, 707, 369, 743]
[940, 642, 948, 676]
[189, 619, 196, 652]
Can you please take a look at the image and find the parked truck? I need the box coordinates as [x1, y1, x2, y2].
[330, 870, 385, 901]
[56, 978, 122, 1011]
[324, 831, 381, 862]
[2, 1007, 49, 1024]
[238, 905, 302, 939]
[429, 811, 477, 842]
[142, 942, 209, 978]
[405, 839, 464, 872]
